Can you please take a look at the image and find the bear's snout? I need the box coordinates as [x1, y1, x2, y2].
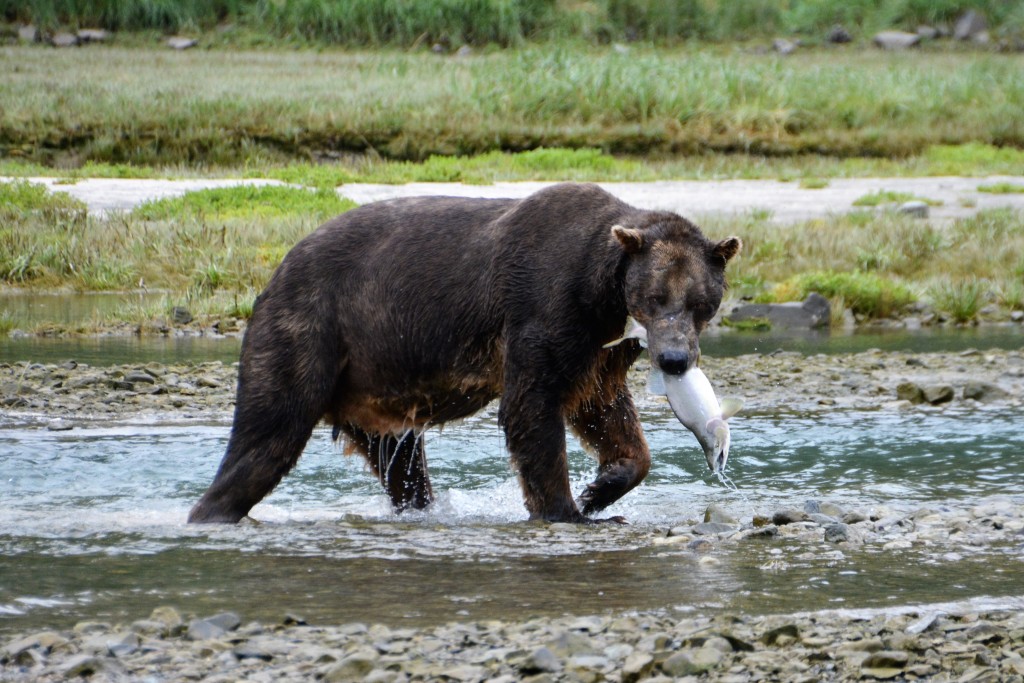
[656, 349, 691, 376]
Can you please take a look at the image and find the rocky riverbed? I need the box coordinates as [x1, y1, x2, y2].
[2, 348, 1022, 681]
[3, 566, 1024, 682]
[2, 347, 1022, 428]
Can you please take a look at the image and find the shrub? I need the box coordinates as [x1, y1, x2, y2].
[772, 271, 916, 319]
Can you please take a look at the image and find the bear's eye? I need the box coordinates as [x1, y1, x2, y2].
[647, 292, 668, 308]
[692, 302, 715, 322]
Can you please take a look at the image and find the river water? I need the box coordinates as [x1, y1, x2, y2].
[2, 397, 1023, 636]
[3, 292, 1023, 635]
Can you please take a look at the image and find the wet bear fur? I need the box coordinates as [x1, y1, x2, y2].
[189, 183, 740, 524]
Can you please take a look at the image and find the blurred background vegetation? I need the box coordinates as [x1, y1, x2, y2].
[3, 0, 1024, 46]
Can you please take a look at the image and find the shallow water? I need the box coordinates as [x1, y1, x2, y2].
[2, 405, 1022, 635]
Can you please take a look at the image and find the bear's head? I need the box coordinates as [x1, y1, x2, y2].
[613, 218, 741, 376]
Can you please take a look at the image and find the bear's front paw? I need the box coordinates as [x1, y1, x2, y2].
[577, 475, 630, 515]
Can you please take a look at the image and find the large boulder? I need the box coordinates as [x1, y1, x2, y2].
[725, 292, 830, 329]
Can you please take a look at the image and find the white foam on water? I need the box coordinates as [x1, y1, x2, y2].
[794, 594, 1024, 622]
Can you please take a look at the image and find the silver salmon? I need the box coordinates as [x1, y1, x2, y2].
[606, 318, 740, 473]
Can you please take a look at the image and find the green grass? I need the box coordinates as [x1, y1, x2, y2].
[3, 179, 1023, 330]
[0, 310, 17, 335]
[722, 316, 772, 331]
[765, 271, 917, 319]
[0, 179, 87, 221]
[978, 182, 1024, 194]
[705, 206, 1024, 323]
[928, 278, 991, 324]
[852, 190, 943, 207]
[0, 180, 344, 295]
[132, 185, 356, 220]
[1000, 280, 1024, 311]
[2, 46, 1024, 168]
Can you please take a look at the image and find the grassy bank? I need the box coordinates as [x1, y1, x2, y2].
[4, 0, 1024, 46]
[2, 179, 1022, 334]
[1, 46, 1023, 166]
[6, 143, 1024, 187]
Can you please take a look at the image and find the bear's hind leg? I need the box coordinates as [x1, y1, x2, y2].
[341, 425, 434, 512]
[189, 328, 341, 523]
[188, 398, 324, 523]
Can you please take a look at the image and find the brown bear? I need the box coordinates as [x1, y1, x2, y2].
[188, 183, 740, 524]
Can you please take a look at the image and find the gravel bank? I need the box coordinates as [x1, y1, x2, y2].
[3, 596, 1024, 682]
[2, 347, 1021, 428]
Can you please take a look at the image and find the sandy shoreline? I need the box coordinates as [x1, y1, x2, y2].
[13, 175, 1024, 224]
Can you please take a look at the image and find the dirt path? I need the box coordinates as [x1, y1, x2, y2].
[11, 175, 1024, 223]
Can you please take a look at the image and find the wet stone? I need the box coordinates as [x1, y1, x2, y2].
[705, 503, 738, 524]
[233, 644, 274, 661]
[861, 650, 910, 678]
[324, 648, 379, 682]
[923, 384, 955, 405]
[808, 513, 840, 525]
[843, 510, 869, 524]
[772, 509, 809, 525]
[693, 522, 737, 535]
[740, 525, 779, 540]
[761, 623, 800, 646]
[59, 654, 102, 677]
[896, 382, 925, 403]
[621, 652, 654, 682]
[963, 381, 1009, 402]
[519, 647, 561, 674]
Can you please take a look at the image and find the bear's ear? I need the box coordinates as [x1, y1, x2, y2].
[612, 225, 644, 254]
[712, 236, 742, 264]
